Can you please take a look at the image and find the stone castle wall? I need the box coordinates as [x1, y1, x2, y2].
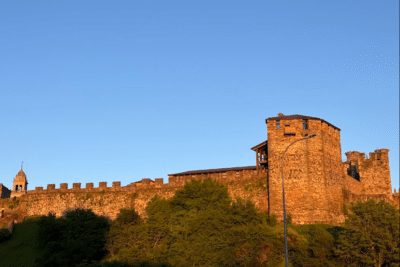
[343, 173, 363, 195]
[0, 114, 397, 225]
[168, 167, 263, 185]
[393, 190, 400, 208]
[0, 173, 269, 223]
[341, 148, 395, 210]
[345, 149, 392, 198]
[0, 184, 11, 199]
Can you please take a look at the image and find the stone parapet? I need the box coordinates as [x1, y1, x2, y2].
[47, 184, 56, 190]
[0, 184, 11, 199]
[60, 183, 68, 190]
[112, 181, 121, 188]
[344, 149, 392, 197]
[0, 174, 268, 222]
[73, 183, 81, 189]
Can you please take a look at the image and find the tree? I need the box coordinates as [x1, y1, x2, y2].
[35, 208, 111, 267]
[289, 224, 341, 267]
[0, 227, 12, 243]
[335, 200, 400, 267]
[106, 179, 283, 267]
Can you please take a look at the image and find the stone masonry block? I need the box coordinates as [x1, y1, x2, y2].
[155, 178, 163, 185]
[60, 183, 68, 190]
[73, 183, 81, 189]
[86, 183, 94, 189]
[35, 187, 43, 191]
[126, 182, 137, 188]
[47, 184, 55, 190]
[168, 176, 175, 183]
[99, 182, 107, 188]
[112, 181, 121, 188]
[142, 178, 151, 185]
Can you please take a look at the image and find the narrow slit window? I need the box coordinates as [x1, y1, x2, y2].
[276, 120, 280, 129]
[302, 119, 308, 129]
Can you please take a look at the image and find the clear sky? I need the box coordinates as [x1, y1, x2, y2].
[1, 1, 398, 191]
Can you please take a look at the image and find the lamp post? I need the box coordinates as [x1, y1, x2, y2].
[281, 132, 317, 267]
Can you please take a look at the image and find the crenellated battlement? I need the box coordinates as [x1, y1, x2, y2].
[344, 149, 392, 198]
[25, 166, 263, 196]
[345, 149, 389, 165]
[0, 165, 264, 208]
[29, 179, 169, 194]
[0, 173, 269, 222]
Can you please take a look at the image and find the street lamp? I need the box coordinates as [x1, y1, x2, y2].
[281, 132, 317, 267]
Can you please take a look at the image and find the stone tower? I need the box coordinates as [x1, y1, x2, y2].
[11, 167, 28, 198]
[345, 149, 392, 199]
[266, 114, 344, 224]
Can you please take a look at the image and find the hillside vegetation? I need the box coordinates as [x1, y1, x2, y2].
[0, 217, 41, 266]
[0, 179, 398, 267]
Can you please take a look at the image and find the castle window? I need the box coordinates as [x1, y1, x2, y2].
[347, 165, 360, 181]
[302, 119, 308, 129]
[377, 153, 381, 160]
[276, 120, 280, 129]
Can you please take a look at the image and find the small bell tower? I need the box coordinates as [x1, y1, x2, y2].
[11, 162, 28, 198]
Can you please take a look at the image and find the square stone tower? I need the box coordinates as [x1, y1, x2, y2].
[266, 114, 344, 224]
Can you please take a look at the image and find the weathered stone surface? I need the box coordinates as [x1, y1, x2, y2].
[0, 184, 11, 199]
[0, 175, 268, 222]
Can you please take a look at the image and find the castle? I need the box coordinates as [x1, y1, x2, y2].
[1, 114, 398, 224]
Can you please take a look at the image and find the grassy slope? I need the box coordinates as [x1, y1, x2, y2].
[0, 218, 41, 267]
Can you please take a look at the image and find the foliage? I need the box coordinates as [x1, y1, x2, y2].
[0, 227, 12, 243]
[35, 208, 111, 267]
[286, 213, 292, 224]
[115, 208, 142, 226]
[288, 224, 344, 267]
[106, 179, 283, 267]
[1, 182, 397, 267]
[0, 217, 42, 266]
[335, 200, 400, 267]
[85, 261, 171, 267]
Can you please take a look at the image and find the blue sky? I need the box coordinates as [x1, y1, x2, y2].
[1, 1, 398, 191]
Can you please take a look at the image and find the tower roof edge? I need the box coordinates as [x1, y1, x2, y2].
[265, 114, 340, 131]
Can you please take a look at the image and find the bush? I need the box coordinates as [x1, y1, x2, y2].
[0, 227, 11, 243]
[335, 200, 400, 266]
[106, 179, 283, 267]
[35, 208, 111, 267]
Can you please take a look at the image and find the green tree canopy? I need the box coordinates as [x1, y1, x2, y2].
[35, 208, 110, 267]
[106, 178, 282, 267]
[335, 200, 400, 267]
